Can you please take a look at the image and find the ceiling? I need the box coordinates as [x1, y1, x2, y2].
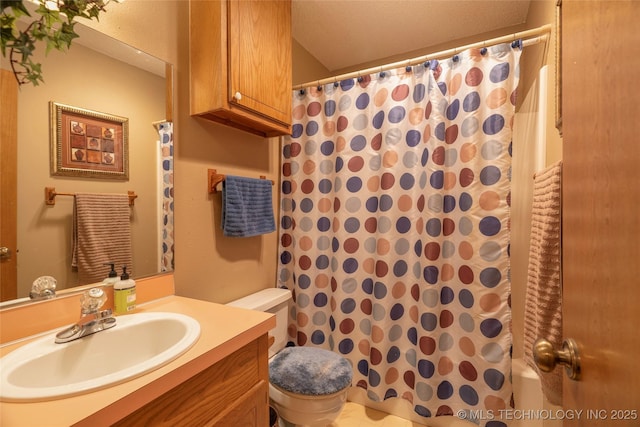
[291, 0, 532, 72]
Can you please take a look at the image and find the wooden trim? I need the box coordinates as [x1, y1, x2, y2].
[0, 69, 18, 302]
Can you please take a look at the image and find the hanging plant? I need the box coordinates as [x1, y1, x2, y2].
[1, 0, 119, 86]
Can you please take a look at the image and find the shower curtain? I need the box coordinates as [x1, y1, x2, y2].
[278, 43, 521, 426]
[156, 121, 174, 272]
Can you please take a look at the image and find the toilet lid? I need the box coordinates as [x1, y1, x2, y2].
[269, 347, 353, 396]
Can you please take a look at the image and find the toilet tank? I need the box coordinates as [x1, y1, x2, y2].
[227, 288, 292, 357]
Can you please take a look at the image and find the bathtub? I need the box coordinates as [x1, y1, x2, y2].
[511, 358, 562, 427]
[346, 358, 562, 427]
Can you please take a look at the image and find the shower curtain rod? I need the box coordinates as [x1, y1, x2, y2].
[293, 24, 552, 90]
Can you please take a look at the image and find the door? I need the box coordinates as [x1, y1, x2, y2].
[562, 0, 640, 424]
[0, 68, 18, 302]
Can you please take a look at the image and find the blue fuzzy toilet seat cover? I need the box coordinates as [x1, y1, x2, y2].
[269, 347, 353, 396]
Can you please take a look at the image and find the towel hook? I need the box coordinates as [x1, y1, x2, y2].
[208, 169, 226, 194]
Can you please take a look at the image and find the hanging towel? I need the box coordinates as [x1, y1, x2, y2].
[72, 193, 133, 284]
[221, 175, 276, 237]
[523, 160, 563, 406]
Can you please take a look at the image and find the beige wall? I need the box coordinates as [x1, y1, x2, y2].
[83, 1, 281, 304]
[293, 39, 331, 85]
[82, 0, 562, 328]
[14, 41, 164, 297]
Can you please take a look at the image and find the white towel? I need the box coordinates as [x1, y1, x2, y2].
[523, 160, 563, 406]
[72, 193, 133, 284]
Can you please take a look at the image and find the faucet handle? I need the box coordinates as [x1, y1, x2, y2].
[81, 288, 107, 314]
[30, 276, 57, 300]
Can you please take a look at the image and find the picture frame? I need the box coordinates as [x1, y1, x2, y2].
[50, 102, 129, 180]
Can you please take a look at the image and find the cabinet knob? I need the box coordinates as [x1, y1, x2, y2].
[233, 91, 242, 101]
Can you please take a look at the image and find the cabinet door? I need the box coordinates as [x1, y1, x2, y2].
[111, 336, 269, 427]
[210, 380, 269, 427]
[228, 0, 291, 126]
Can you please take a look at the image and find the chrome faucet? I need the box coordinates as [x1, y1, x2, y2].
[55, 287, 116, 344]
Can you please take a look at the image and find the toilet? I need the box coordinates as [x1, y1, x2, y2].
[228, 288, 353, 427]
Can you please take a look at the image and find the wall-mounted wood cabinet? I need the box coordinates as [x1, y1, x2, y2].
[190, 0, 292, 137]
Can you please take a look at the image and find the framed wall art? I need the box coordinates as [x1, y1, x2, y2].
[50, 102, 129, 180]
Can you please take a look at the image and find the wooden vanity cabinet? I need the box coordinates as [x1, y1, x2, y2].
[189, 0, 292, 137]
[113, 334, 269, 427]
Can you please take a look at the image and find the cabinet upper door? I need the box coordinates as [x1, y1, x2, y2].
[228, 0, 292, 127]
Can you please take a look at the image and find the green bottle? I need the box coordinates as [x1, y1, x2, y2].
[113, 265, 136, 315]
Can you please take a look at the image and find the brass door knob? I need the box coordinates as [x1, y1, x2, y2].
[0, 246, 11, 258]
[533, 338, 581, 380]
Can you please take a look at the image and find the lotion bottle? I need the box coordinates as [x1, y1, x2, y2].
[114, 265, 136, 314]
[102, 263, 119, 286]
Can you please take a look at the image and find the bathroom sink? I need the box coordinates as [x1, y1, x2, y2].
[0, 312, 200, 402]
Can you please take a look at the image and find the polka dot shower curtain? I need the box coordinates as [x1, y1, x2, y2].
[279, 43, 521, 426]
[156, 121, 174, 272]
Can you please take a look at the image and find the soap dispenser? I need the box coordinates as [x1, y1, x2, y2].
[113, 265, 136, 314]
[102, 263, 119, 286]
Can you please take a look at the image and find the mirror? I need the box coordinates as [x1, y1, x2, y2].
[1, 22, 173, 307]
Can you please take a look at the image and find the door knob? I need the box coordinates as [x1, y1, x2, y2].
[533, 338, 581, 380]
[0, 246, 11, 258]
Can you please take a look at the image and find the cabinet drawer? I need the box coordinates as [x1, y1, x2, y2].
[209, 380, 268, 427]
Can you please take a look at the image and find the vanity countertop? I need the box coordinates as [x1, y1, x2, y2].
[0, 295, 275, 426]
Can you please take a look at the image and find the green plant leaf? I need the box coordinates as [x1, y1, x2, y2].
[2, 1, 31, 18]
[1, 0, 116, 86]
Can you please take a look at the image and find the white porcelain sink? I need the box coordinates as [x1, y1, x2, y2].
[0, 312, 200, 402]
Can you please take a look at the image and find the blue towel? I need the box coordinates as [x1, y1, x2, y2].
[221, 175, 276, 237]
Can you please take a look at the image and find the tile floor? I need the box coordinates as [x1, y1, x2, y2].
[331, 402, 427, 427]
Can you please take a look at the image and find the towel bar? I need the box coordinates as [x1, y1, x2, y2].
[44, 187, 137, 206]
[207, 169, 275, 194]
